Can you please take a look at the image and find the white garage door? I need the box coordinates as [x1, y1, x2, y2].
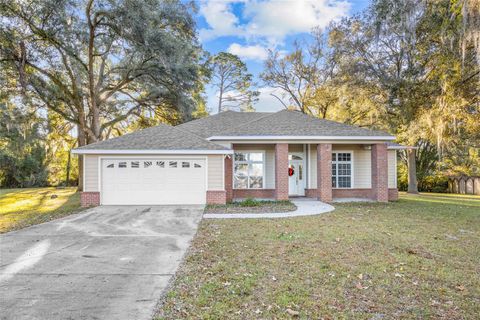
[101, 158, 206, 205]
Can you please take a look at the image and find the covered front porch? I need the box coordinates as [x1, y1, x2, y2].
[224, 143, 398, 203]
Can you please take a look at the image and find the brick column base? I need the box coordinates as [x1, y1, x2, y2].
[275, 143, 289, 200]
[317, 144, 333, 202]
[388, 188, 399, 201]
[372, 143, 389, 202]
[206, 190, 227, 205]
[81, 192, 100, 207]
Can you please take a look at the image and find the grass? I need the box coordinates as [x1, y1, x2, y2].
[0, 187, 81, 233]
[157, 193, 480, 319]
[205, 199, 297, 214]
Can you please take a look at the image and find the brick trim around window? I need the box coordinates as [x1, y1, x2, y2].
[233, 189, 275, 199]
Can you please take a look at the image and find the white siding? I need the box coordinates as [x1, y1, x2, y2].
[289, 144, 303, 153]
[208, 155, 224, 190]
[84, 154, 99, 192]
[265, 149, 275, 189]
[353, 149, 372, 188]
[82, 154, 224, 192]
[308, 144, 317, 188]
[388, 150, 397, 188]
[308, 144, 378, 189]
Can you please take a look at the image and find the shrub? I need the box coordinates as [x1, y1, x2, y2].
[419, 175, 449, 193]
[239, 198, 261, 207]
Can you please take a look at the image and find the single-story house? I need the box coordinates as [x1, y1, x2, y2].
[73, 110, 406, 207]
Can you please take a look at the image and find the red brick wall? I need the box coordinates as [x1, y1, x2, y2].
[81, 192, 100, 207]
[372, 143, 389, 202]
[224, 156, 233, 203]
[317, 144, 333, 202]
[275, 143, 289, 200]
[333, 188, 372, 199]
[233, 189, 275, 199]
[206, 190, 227, 205]
[388, 188, 399, 201]
[305, 188, 317, 198]
[308, 188, 399, 201]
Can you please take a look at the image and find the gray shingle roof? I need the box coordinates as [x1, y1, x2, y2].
[74, 110, 395, 153]
[176, 110, 271, 138]
[181, 110, 393, 138]
[74, 123, 229, 151]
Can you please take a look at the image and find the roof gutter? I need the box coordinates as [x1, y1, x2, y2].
[207, 135, 396, 141]
[387, 145, 418, 150]
[71, 149, 233, 155]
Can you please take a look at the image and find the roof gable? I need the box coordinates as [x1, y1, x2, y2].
[176, 110, 271, 138]
[216, 110, 391, 137]
[74, 123, 229, 152]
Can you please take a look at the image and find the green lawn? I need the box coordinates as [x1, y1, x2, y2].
[157, 193, 480, 319]
[0, 187, 81, 233]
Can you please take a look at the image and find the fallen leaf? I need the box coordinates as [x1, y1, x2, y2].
[445, 234, 458, 240]
[286, 308, 300, 316]
[357, 273, 363, 280]
[456, 285, 465, 291]
[394, 273, 403, 278]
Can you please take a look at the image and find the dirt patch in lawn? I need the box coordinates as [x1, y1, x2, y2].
[204, 200, 297, 214]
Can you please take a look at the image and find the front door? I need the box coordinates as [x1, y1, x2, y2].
[288, 153, 305, 196]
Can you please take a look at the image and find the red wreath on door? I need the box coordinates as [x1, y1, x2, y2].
[288, 167, 295, 176]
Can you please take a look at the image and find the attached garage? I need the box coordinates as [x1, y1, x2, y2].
[72, 123, 231, 207]
[101, 158, 207, 205]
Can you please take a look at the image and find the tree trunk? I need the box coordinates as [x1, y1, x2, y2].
[66, 149, 71, 187]
[77, 154, 83, 191]
[218, 90, 222, 114]
[407, 148, 418, 194]
[76, 123, 86, 191]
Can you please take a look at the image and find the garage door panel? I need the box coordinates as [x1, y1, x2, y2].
[101, 159, 206, 205]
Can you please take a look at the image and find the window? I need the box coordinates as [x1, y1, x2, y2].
[106, 163, 114, 168]
[156, 161, 164, 168]
[289, 154, 303, 160]
[194, 163, 202, 168]
[332, 152, 352, 188]
[234, 152, 264, 189]
[131, 161, 140, 168]
[169, 161, 177, 168]
[118, 162, 127, 168]
[182, 161, 190, 168]
[144, 161, 152, 168]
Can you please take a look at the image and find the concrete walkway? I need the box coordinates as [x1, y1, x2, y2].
[203, 199, 335, 219]
[0, 205, 203, 320]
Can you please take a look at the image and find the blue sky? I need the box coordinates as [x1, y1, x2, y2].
[194, 0, 370, 113]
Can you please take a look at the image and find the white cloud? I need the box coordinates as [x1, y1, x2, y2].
[227, 43, 269, 61]
[198, 0, 351, 44]
[254, 87, 287, 112]
[199, 0, 243, 41]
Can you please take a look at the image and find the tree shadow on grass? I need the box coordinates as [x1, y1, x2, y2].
[0, 188, 80, 233]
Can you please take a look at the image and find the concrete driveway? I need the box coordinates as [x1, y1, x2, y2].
[0, 205, 203, 320]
